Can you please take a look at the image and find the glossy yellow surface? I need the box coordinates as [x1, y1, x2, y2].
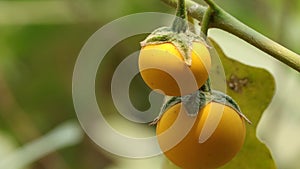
[138, 42, 211, 96]
[156, 102, 246, 169]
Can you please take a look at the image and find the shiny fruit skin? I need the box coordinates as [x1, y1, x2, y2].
[156, 102, 246, 169]
[139, 42, 211, 96]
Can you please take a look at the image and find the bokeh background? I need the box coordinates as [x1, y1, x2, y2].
[0, 0, 300, 169]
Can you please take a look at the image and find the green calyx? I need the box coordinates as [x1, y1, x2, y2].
[172, 16, 188, 33]
[150, 89, 251, 125]
[140, 27, 207, 66]
[211, 90, 251, 123]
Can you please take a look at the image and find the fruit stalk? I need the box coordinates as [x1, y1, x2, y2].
[200, 6, 213, 36]
[172, 0, 188, 32]
[162, 0, 300, 72]
[200, 6, 214, 93]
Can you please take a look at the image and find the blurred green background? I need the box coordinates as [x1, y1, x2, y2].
[0, 0, 300, 169]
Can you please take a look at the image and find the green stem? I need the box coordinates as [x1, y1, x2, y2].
[176, 0, 187, 19]
[200, 78, 211, 93]
[161, 0, 300, 72]
[200, 7, 213, 93]
[172, 0, 188, 32]
[201, 6, 213, 36]
[203, 0, 218, 10]
[215, 8, 300, 72]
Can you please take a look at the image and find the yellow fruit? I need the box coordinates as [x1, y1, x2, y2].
[156, 102, 246, 169]
[138, 42, 211, 96]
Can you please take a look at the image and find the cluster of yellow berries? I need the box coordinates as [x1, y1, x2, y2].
[138, 26, 247, 169]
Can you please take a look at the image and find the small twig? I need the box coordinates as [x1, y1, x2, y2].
[201, 6, 213, 36]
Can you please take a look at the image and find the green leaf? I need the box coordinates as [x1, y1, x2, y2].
[209, 38, 277, 169]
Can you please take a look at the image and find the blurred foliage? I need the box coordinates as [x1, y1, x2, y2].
[0, 0, 299, 169]
[0, 24, 113, 169]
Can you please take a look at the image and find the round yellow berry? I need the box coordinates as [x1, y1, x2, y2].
[156, 102, 246, 169]
[139, 42, 211, 96]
